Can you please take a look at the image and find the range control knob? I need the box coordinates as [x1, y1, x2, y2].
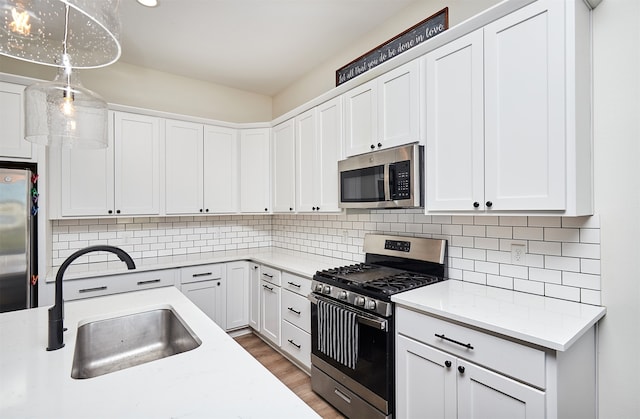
[354, 296, 365, 307]
[366, 299, 377, 311]
[314, 283, 324, 293]
[322, 285, 331, 294]
[338, 291, 348, 300]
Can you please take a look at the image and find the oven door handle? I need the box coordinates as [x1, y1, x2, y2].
[308, 293, 388, 332]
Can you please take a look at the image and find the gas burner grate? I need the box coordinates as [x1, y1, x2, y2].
[362, 272, 441, 295]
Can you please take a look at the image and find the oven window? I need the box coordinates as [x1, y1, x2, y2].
[340, 165, 385, 202]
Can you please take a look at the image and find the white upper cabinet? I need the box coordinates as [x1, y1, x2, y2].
[425, 0, 592, 215]
[296, 96, 343, 213]
[344, 60, 420, 157]
[425, 30, 485, 212]
[204, 125, 238, 213]
[239, 128, 271, 213]
[0, 82, 31, 159]
[165, 119, 204, 214]
[113, 112, 160, 215]
[272, 119, 296, 213]
[53, 111, 160, 217]
[165, 120, 238, 214]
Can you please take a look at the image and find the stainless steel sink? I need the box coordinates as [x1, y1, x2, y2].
[71, 307, 201, 379]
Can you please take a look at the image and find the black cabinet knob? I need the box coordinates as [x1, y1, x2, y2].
[264, 208, 268, 212]
[377, 142, 382, 148]
[316, 206, 320, 211]
[486, 201, 493, 208]
[370, 144, 375, 150]
[458, 366, 465, 374]
[199, 209, 203, 212]
[116, 210, 121, 214]
[473, 202, 480, 208]
[108, 210, 113, 214]
[312, 207, 316, 211]
[289, 207, 293, 211]
[445, 360, 452, 368]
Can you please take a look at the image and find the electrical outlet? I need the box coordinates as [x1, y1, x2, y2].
[511, 244, 526, 265]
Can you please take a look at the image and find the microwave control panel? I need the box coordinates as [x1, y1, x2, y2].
[390, 160, 411, 200]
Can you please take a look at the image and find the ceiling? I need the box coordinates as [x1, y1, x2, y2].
[117, 0, 419, 96]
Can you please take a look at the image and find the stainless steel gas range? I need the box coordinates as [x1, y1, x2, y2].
[309, 234, 447, 419]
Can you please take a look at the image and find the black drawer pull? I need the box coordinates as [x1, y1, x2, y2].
[263, 284, 274, 291]
[79, 286, 107, 293]
[287, 307, 301, 315]
[192, 272, 213, 277]
[287, 281, 301, 288]
[137, 279, 161, 286]
[263, 273, 273, 278]
[287, 339, 301, 349]
[435, 333, 474, 350]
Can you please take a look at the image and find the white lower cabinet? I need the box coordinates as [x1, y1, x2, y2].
[396, 306, 598, 419]
[260, 278, 281, 346]
[180, 264, 226, 329]
[280, 271, 312, 370]
[62, 269, 177, 302]
[225, 261, 250, 330]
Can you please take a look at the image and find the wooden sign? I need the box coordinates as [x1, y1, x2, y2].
[336, 8, 449, 86]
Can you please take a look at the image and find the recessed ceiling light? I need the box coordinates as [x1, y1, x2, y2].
[137, 0, 158, 7]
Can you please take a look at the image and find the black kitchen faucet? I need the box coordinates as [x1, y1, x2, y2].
[47, 245, 136, 351]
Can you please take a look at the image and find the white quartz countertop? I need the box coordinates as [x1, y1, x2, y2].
[46, 248, 353, 282]
[0, 287, 320, 418]
[391, 280, 606, 351]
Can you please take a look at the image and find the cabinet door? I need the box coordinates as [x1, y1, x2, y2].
[344, 79, 377, 157]
[425, 30, 485, 211]
[60, 127, 113, 217]
[378, 60, 420, 149]
[181, 280, 226, 329]
[260, 279, 281, 346]
[226, 261, 249, 330]
[204, 125, 238, 213]
[484, 0, 565, 211]
[239, 128, 271, 213]
[316, 96, 343, 212]
[295, 108, 317, 212]
[113, 112, 160, 215]
[165, 120, 204, 214]
[0, 82, 31, 159]
[249, 264, 261, 331]
[272, 120, 296, 213]
[396, 335, 457, 419]
[457, 360, 545, 419]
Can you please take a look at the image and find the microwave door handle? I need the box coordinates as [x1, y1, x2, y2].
[384, 164, 391, 201]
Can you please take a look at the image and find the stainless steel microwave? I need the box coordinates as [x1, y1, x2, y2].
[338, 143, 423, 209]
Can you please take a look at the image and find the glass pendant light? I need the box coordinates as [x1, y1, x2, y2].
[0, 0, 120, 148]
[24, 54, 108, 148]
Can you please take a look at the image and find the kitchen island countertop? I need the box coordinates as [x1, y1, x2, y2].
[0, 286, 320, 418]
[392, 280, 606, 351]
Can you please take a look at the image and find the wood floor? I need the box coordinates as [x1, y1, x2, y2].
[234, 332, 344, 419]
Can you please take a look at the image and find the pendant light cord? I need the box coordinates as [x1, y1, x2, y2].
[62, 4, 72, 97]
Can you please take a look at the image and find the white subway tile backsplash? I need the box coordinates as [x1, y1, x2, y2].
[51, 211, 602, 306]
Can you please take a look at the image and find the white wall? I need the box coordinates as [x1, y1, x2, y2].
[0, 56, 273, 123]
[592, 1, 640, 417]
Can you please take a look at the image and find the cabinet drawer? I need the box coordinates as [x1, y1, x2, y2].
[260, 265, 281, 286]
[281, 320, 311, 370]
[64, 270, 176, 301]
[282, 272, 311, 296]
[281, 289, 311, 333]
[397, 307, 546, 388]
[181, 264, 224, 284]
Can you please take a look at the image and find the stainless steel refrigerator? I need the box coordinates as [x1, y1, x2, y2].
[0, 165, 37, 312]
